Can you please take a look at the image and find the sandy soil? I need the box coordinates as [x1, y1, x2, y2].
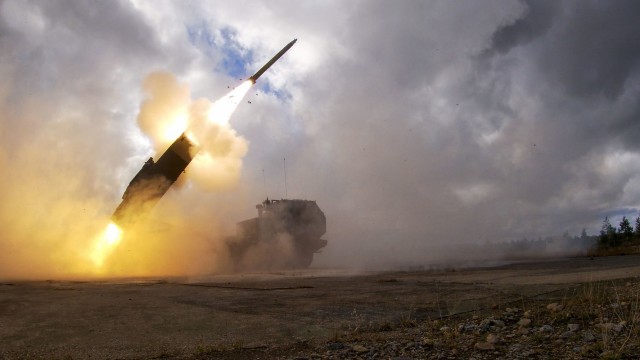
[1, 255, 639, 359]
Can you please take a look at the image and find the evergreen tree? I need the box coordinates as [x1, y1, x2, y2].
[600, 217, 610, 247]
[580, 228, 588, 240]
[619, 216, 633, 242]
[635, 216, 640, 238]
[609, 222, 618, 246]
[600, 218, 607, 238]
[599, 216, 618, 247]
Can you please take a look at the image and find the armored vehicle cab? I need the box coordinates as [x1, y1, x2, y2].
[227, 199, 327, 269]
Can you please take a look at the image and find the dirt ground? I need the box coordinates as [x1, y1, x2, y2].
[1, 255, 639, 359]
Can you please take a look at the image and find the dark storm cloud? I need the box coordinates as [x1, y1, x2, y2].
[457, 0, 640, 237]
[537, 1, 640, 100]
[484, 0, 640, 104]
[484, 0, 557, 56]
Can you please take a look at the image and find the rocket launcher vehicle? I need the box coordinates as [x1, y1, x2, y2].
[111, 39, 297, 227]
[111, 133, 193, 226]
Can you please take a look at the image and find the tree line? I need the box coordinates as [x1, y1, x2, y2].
[598, 215, 640, 248]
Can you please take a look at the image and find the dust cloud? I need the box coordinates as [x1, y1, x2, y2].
[0, 72, 250, 280]
[0, 98, 115, 279]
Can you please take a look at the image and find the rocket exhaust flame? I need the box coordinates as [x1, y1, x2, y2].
[90, 222, 123, 269]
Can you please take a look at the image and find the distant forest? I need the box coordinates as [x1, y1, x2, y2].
[503, 229, 597, 258]
[597, 215, 640, 249]
[495, 214, 640, 259]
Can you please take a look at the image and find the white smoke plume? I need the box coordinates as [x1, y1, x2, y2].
[136, 72, 249, 192]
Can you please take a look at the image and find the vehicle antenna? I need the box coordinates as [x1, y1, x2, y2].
[262, 168, 267, 199]
[283, 157, 288, 199]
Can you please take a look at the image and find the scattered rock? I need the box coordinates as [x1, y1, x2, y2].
[583, 331, 596, 342]
[474, 342, 495, 351]
[522, 349, 538, 357]
[559, 331, 573, 339]
[421, 338, 434, 348]
[596, 323, 623, 333]
[352, 345, 368, 353]
[546, 303, 564, 313]
[389, 341, 399, 350]
[601, 350, 614, 358]
[540, 325, 553, 333]
[286, 280, 638, 359]
[491, 319, 506, 328]
[517, 318, 532, 327]
[401, 343, 415, 352]
[478, 319, 491, 331]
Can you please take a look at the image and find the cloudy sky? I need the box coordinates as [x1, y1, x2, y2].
[1, 0, 639, 275]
